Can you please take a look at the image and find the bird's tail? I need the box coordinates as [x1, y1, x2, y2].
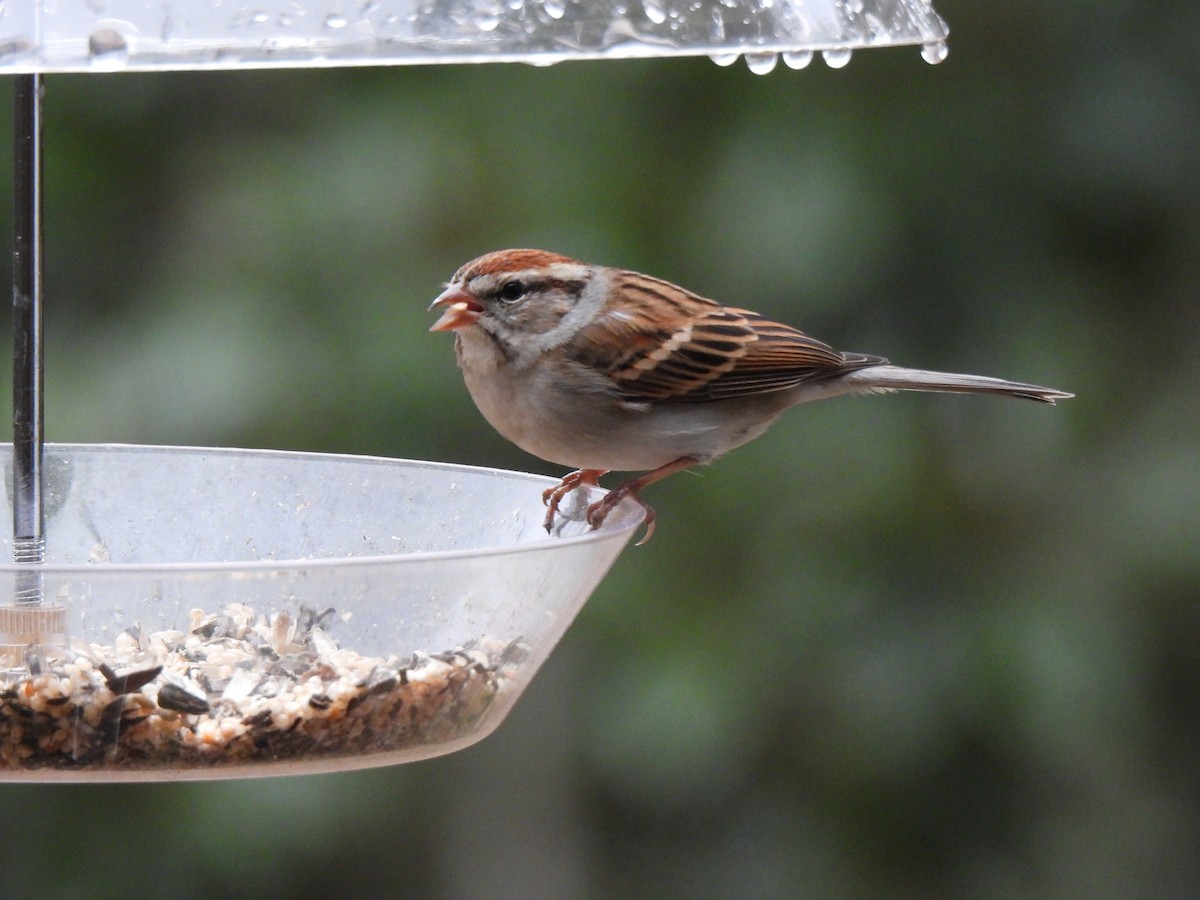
[841, 365, 1073, 404]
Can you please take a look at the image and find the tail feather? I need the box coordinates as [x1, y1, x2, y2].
[842, 364, 1073, 405]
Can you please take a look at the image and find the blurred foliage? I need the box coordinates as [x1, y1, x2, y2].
[2, 0, 1199, 896]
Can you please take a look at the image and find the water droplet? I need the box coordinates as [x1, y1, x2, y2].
[822, 47, 852, 69]
[249, 9, 269, 26]
[921, 40, 948, 65]
[782, 50, 812, 70]
[87, 28, 128, 61]
[744, 52, 777, 75]
[473, 2, 504, 30]
[708, 52, 739, 67]
[323, 13, 348, 30]
[543, 0, 565, 19]
[643, 0, 666, 25]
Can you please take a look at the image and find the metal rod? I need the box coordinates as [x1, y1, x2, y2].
[12, 74, 45, 597]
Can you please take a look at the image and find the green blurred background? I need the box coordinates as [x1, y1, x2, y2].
[2, 0, 1199, 896]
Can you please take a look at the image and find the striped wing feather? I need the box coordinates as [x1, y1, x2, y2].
[569, 270, 883, 403]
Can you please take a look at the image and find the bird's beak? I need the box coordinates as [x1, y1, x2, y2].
[428, 286, 483, 332]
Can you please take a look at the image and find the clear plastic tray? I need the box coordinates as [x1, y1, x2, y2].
[0, 444, 642, 781]
[0, 1, 948, 73]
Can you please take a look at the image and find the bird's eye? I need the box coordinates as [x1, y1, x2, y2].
[497, 280, 527, 304]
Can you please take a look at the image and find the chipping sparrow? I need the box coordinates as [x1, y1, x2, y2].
[429, 249, 1072, 542]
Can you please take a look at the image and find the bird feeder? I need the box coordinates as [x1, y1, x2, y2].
[0, 1, 948, 781]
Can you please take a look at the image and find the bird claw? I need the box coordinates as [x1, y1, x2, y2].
[543, 457, 698, 543]
[586, 491, 656, 545]
[542, 469, 605, 534]
[541, 468, 655, 544]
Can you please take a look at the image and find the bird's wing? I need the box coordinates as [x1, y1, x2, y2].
[566, 271, 882, 403]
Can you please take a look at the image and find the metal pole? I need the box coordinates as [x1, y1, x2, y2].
[12, 74, 45, 599]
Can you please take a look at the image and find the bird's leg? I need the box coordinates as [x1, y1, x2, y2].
[585, 456, 699, 545]
[543, 468, 607, 533]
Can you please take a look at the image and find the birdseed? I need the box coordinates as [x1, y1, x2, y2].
[0, 602, 526, 774]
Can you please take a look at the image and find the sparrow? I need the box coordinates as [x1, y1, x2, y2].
[429, 249, 1072, 542]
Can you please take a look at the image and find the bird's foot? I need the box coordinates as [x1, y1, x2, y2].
[542, 469, 606, 533]
[581, 456, 700, 545]
[585, 489, 656, 545]
[543, 457, 699, 544]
